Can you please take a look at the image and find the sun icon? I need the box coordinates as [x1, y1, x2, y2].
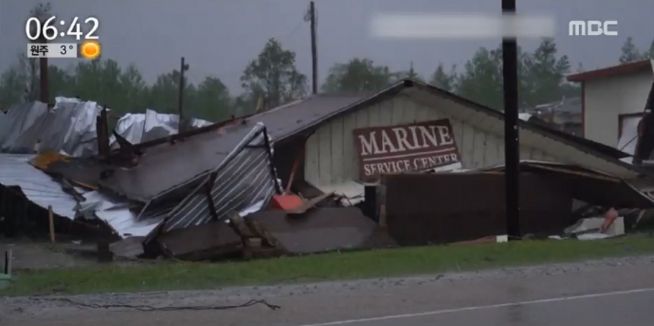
[80, 40, 101, 60]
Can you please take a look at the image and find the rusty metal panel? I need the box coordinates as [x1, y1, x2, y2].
[352, 119, 461, 182]
[384, 172, 572, 245]
[252, 207, 376, 254]
[157, 221, 242, 260]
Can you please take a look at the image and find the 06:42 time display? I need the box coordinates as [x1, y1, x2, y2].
[25, 16, 99, 41]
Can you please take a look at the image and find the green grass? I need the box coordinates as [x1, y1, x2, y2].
[3, 233, 654, 296]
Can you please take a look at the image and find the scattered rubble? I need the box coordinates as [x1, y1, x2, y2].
[252, 207, 381, 254]
[111, 109, 211, 146]
[563, 207, 626, 240]
[3, 87, 654, 263]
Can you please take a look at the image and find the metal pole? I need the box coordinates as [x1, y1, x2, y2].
[4, 250, 11, 276]
[48, 205, 55, 243]
[310, 1, 318, 94]
[39, 57, 48, 103]
[177, 57, 189, 133]
[37, 30, 48, 103]
[502, 0, 520, 239]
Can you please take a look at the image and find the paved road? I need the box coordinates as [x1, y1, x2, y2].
[299, 287, 654, 325]
[3, 255, 654, 326]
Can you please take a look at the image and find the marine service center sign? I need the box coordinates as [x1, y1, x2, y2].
[353, 119, 461, 182]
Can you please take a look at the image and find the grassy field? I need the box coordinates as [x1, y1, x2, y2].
[2, 233, 654, 296]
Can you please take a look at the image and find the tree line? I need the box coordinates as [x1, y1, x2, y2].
[1, 34, 653, 120]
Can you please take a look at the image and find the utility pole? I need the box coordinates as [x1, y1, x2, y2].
[37, 21, 48, 103]
[38, 49, 48, 103]
[308, 1, 318, 94]
[409, 61, 415, 79]
[502, 0, 520, 239]
[177, 57, 189, 133]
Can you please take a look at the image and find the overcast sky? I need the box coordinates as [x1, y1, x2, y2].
[1, 0, 653, 95]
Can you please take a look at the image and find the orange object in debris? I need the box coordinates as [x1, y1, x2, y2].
[271, 194, 304, 211]
[600, 207, 619, 233]
[30, 150, 69, 170]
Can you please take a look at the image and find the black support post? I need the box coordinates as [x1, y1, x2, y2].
[177, 57, 189, 133]
[309, 1, 318, 95]
[502, 0, 520, 239]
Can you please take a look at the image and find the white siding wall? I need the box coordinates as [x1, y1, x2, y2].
[305, 95, 558, 186]
[584, 71, 652, 147]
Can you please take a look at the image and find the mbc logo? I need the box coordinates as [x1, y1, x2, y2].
[568, 20, 618, 36]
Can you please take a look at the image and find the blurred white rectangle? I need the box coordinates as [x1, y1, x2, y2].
[370, 13, 555, 39]
[27, 43, 78, 58]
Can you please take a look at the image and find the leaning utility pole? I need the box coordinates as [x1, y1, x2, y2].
[502, 0, 520, 239]
[307, 1, 318, 94]
[177, 57, 189, 133]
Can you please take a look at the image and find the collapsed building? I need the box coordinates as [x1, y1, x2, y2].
[2, 80, 654, 259]
[252, 80, 642, 199]
[244, 79, 654, 244]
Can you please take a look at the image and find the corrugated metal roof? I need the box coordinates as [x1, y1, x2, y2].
[150, 123, 280, 232]
[111, 109, 212, 146]
[0, 98, 101, 157]
[78, 190, 161, 238]
[248, 94, 368, 141]
[100, 121, 272, 202]
[0, 153, 78, 219]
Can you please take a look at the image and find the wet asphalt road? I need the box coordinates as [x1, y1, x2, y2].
[298, 288, 654, 326]
[3, 255, 654, 326]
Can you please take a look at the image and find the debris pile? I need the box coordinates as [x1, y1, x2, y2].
[0, 98, 100, 157]
[3, 84, 654, 263]
[381, 161, 654, 245]
[111, 109, 211, 146]
[0, 99, 391, 261]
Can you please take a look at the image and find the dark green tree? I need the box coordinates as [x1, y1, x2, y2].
[232, 94, 258, 116]
[69, 59, 154, 115]
[456, 47, 504, 110]
[71, 59, 125, 110]
[48, 65, 74, 103]
[0, 66, 27, 109]
[620, 37, 643, 63]
[193, 76, 231, 121]
[520, 39, 571, 106]
[241, 38, 306, 110]
[394, 61, 424, 82]
[26, 2, 52, 101]
[430, 63, 456, 92]
[118, 64, 148, 113]
[147, 70, 185, 114]
[322, 58, 394, 93]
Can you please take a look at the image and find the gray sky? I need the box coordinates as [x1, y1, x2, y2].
[1, 0, 653, 95]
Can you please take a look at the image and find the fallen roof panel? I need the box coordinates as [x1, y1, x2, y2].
[99, 121, 270, 202]
[77, 190, 160, 238]
[111, 109, 212, 146]
[252, 207, 377, 254]
[0, 98, 101, 157]
[0, 153, 78, 219]
[155, 123, 280, 233]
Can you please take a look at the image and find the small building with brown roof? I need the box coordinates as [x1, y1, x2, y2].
[567, 59, 653, 150]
